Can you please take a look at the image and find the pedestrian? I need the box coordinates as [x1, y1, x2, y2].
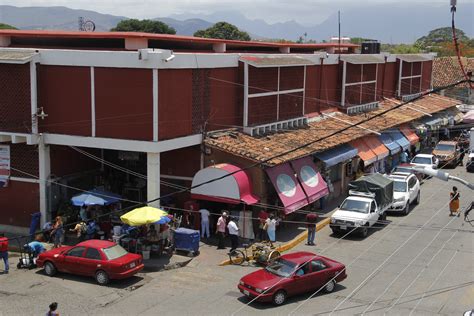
[199, 208, 210, 239]
[459, 147, 465, 166]
[306, 212, 318, 246]
[265, 215, 279, 246]
[449, 186, 461, 217]
[69, 221, 86, 241]
[258, 209, 269, 241]
[52, 216, 64, 248]
[0, 233, 9, 274]
[216, 211, 228, 249]
[26, 236, 46, 257]
[227, 216, 239, 252]
[46, 302, 59, 316]
[401, 150, 409, 163]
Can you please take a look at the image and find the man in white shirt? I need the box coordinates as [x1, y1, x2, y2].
[227, 217, 239, 252]
[199, 208, 210, 238]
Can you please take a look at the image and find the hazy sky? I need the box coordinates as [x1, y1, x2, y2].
[1, 0, 470, 24]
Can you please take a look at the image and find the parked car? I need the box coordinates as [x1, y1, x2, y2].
[432, 140, 461, 168]
[467, 153, 474, 173]
[388, 173, 420, 215]
[36, 240, 144, 285]
[410, 154, 439, 170]
[391, 163, 424, 181]
[238, 252, 347, 305]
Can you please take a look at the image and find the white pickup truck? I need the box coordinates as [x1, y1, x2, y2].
[330, 173, 394, 237]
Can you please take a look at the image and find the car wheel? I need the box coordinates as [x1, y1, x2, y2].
[403, 203, 410, 215]
[324, 280, 336, 293]
[44, 261, 57, 277]
[380, 212, 387, 221]
[414, 192, 420, 205]
[272, 290, 287, 306]
[360, 225, 369, 238]
[95, 270, 109, 285]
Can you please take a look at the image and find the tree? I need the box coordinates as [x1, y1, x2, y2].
[381, 44, 421, 54]
[194, 22, 250, 41]
[0, 23, 17, 30]
[415, 27, 469, 48]
[111, 19, 175, 34]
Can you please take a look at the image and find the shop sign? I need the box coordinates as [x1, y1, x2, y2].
[0, 145, 10, 188]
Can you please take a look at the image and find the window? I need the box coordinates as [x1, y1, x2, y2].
[102, 244, 128, 260]
[311, 260, 327, 272]
[408, 177, 416, 189]
[85, 248, 102, 260]
[399, 61, 423, 96]
[296, 264, 310, 276]
[66, 247, 85, 257]
[371, 201, 377, 212]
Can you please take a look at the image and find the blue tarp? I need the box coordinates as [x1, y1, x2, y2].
[391, 130, 410, 151]
[379, 132, 401, 155]
[314, 144, 358, 168]
[71, 188, 121, 207]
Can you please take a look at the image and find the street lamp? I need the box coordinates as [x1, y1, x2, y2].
[412, 166, 474, 190]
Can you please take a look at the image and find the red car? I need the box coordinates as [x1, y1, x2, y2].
[36, 240, 144, 285]
[238, 251, 347, 305]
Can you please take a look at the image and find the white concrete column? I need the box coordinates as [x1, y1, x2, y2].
[147, 152, 160, 208]
[243, 62, 249, 127]
[38, 139, 51, 226]
[30, 61, 38, 135]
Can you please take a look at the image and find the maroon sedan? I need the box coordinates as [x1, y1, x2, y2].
[36, 240, 144, 285]
[238, 251, 347, 305]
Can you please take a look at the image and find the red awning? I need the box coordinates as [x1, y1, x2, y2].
[291, 156, 329, 204]
[363, 135, 390, 160]
[266, 163, 308, 214]
[350, 139, 377, 166]
[400, 124, 420, 145]
[191, 164, 259, 205]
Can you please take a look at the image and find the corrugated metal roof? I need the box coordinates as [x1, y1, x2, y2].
[239, 56, 315, 67]
[396, 54, 430, 62]
[0, 50, 38, 63]
[340, 55, 385, 64]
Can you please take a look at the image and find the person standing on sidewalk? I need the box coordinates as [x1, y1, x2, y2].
[306, 212, 318, 246]
[0, 233, 9, 274]
[449, 186, 461, 217]
[258, 209, 269, 241]
[265, 215, 279, 246]
[216, 211, 228, 249]
[199, 208, 210, 239]
[227, 216, 239, 252]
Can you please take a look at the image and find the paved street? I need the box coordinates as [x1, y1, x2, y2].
[1, 166, 473, 316]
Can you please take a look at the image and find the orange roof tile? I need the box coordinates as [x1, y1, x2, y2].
[432, 57, 474, 88]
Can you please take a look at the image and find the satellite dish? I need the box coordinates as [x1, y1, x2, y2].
[78, 17, 96, 32]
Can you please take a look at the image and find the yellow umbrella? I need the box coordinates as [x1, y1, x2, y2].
[120, 206, 168, 226]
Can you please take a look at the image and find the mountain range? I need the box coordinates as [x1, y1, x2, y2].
[0, 4, 472, 43]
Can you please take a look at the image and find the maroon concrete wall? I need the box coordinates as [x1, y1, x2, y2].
[0, 181, 39, 227]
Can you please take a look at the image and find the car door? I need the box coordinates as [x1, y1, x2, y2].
[369, 201, 378, 225]
[308, 260, 330, 291]
[76, 247, 104, 277]
[62, 246, 86, 274]
[407, 177, 416, 202]
[286, 263, 312, 296]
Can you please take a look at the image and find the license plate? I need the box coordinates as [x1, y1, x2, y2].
[130, 262, 136, 268]
[340, 225, 347, 230]
[243, 290, 250, 296]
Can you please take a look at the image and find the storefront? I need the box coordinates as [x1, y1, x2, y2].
[350, 138, 378, 173]
[419, 116, 443, 146]
[313, 144, 359, 202]
[400, 124, 421, 154]
[379, 131, 402, 171]
[361, 135, 390, 173]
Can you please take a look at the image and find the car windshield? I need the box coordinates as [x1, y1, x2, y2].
[393, 180, 407, 192]
[340, 199, 370, 213]
[412, 157, 432, 165]
[435, 144, 455, 151]
[265, 258, 297, 277]
[102, 244, 128, 260]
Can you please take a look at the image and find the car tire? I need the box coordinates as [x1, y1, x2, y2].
[95, 270, 110, 285]
[403, 203, 410, 215]
[324, 280, 336, 293]
[272, 290, 287, 306]
[44, 261, 57, 277]
[414, 192, 420, 205]
[360, 225, 369, 238]
[380, 212, 387, 221]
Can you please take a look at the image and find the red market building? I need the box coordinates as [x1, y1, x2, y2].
[0, 30, 458, 233]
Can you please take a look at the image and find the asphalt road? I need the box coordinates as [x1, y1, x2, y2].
[1, 165, 473, 316]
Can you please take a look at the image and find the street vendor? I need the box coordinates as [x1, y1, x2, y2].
[26, 236, 46, 257]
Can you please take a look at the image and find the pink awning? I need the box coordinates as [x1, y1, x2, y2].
[291, 157, 329, 204]
[266, 163, 308, 215]
[191, 163, 259, 205]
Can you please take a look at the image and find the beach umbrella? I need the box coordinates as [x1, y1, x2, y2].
[120, 206, 168, 226]
[71, 188, 121, 207]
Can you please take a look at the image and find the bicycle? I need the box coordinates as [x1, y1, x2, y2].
[228, 241, 281, 266]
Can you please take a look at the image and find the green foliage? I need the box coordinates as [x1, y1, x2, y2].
[0, 23, 17, 30]
[194, 22, 251, 41]
[111, 19, 176, 34]
[415, 27, 468, 48]
[350, 37, 372, 44]
[381, 44, 421, 54]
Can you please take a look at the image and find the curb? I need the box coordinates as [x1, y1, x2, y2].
[219, 217, 331, 266]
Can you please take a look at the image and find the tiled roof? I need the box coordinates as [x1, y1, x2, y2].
[204, 95, 460, 166]
[432, 56, 474, 88]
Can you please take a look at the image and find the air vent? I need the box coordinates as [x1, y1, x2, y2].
[401, 92, 423, 102]
[346, 101, 379, 115]
[243, 117, 308, 136]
